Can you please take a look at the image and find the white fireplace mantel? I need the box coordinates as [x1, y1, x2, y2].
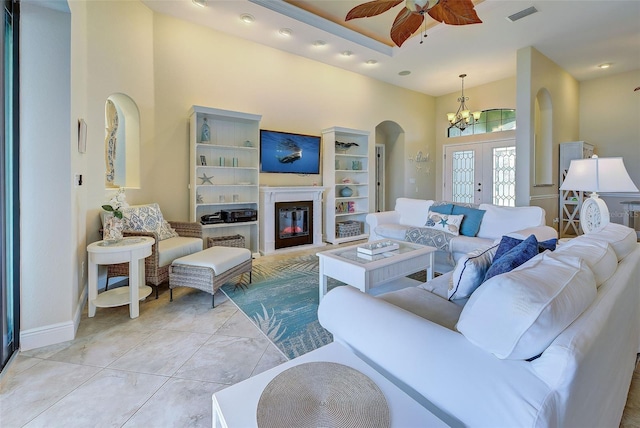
[259, 186, 327, 255]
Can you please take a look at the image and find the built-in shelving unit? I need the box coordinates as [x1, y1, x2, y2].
[322, 126, 370, 244]
[559, 141, 595, 237]
[188, 106, 261, 253]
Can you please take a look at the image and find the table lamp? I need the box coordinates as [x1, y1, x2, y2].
[560, 156, 638, 233]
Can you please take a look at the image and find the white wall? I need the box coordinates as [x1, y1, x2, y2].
[434, 76, 517, 201]
[20, 1, 75, 349]
[516, 47, 580, 224]
[150, 12, 434, 220]
[579, 69, 640, 224]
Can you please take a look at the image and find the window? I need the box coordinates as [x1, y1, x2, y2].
[448, 109, 516, 138]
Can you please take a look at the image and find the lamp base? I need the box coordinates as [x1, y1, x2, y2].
[581, 194, 610, 234]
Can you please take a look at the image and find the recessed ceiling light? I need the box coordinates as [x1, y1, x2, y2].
[313, 40, 326, 47]
[192, 0, 206, 7]
[366, 59, 378, 65]
[240, 14, 255, 24]
[398, 70, 411, 76]
[279, 28, 292, 37]
[341, 50, 353, 57]
[598, 63, 612, 69]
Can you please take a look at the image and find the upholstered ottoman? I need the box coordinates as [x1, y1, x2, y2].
[169, 246, 252, 307]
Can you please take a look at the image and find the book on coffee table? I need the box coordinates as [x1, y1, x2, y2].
[357, 241, 399, 255]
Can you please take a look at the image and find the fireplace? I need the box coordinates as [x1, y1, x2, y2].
[259, 186, 326, 255]
[275, 201, 313, 249]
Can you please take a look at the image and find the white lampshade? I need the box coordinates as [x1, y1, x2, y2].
[560, 157, 638, 193]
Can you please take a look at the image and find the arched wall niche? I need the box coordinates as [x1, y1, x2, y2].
[375, 120, 405, 210]
[105, 93, 141, 189]
[534, 88, 553, 186]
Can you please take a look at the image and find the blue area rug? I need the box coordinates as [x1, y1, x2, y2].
[221, 254, 336, 360]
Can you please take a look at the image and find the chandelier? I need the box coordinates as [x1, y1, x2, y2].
[447, 74, 481, 131]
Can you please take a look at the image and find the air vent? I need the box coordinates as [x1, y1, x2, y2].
[506, 6, 538, 22]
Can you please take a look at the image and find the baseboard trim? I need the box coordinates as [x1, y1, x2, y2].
[19, 285, 87, 352]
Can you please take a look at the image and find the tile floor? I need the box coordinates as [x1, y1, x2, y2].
[1, 246, 639, 427]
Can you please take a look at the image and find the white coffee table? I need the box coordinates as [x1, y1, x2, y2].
[317, 239, 436, 300]
[87, 236, 154, 319]
[212, 342, 448, 428]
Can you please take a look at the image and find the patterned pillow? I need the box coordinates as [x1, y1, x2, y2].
[424, 211, 464, 236]
[121, 203, 179, 241]
[448, 244, 499, 300]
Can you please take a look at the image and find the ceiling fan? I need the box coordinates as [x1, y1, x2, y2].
[346, 0, 482, 47]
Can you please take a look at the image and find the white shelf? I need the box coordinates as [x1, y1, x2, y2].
[559, 141, 594, 237]
[322, 126, 371, 244]
[189, 106, 262, 253]
[93, 286, 152, 308]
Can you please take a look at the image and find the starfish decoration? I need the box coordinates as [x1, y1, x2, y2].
[346, 0, 482, 47]
[438, 217, 449, 227]
[199, 173, 213, 185]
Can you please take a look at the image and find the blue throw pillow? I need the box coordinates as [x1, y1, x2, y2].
[429, 203, 453, 215]
[494, 235, 557, 262]
[484, 234, 539, 282]
[452, 205, 486, 237]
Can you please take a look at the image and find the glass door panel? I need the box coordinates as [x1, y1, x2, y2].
[445, 139, 516, 206]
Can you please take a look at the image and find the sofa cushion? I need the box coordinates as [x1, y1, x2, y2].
[449, 236, 495, 256]
[158, 236, 204, 267]
[586, 222, 638, 261]
[374, 223, 409, 240]
[121, 203, 179, 241]
[484, 235, 539, 282]
[553, 239, 617, 287]
[395, 198, 434, 227]
[378, 287, 463, 331]
[448, 244, 498, 300]
[457, 253, 597, 359]
[476, 204, 545, 239]
[452, 205, 486, 237]
[425, 212, 464, 236]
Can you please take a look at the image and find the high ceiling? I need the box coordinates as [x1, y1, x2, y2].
[143, 0, 640, 96]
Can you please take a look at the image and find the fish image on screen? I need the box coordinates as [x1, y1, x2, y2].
[260, 130, 321, 174]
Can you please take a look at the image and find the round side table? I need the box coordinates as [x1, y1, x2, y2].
[87, 236, 154, 319]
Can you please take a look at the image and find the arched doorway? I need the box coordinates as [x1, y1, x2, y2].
[375, 121, 405, 211]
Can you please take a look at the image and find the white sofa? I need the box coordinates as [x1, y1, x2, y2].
[366, 198, 557, 273]
[318, 223, 640, 427]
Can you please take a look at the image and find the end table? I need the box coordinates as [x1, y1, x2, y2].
[87, 236, 154, 319]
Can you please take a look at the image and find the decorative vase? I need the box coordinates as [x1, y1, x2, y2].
[200, 117, 211, 143]
[103, 212, 124, 244]
[340, 186, 353, 197]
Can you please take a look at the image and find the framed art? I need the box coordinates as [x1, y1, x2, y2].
[200, 155, 207, 166]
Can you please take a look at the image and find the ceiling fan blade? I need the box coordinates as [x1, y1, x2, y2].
[428, 0, 482, 25]
[391, 8, 424, 47]
[346, 0, 403, 21]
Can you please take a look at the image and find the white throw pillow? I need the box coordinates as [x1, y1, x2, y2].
[395, 198, 434, 227]
[424, 212, 464, 236]
[448, 244, 498, 300]
[456, 253, 597, 360]
[553, 239, 617, 287]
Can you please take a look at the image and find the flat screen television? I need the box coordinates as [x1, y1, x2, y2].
[260, 130, 321, 174]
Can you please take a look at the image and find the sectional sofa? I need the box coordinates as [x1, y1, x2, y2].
[319, 223, 640, 427]
[366, 198, 558, 273]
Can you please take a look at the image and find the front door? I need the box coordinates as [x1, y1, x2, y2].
[444, 139, 516, 206]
